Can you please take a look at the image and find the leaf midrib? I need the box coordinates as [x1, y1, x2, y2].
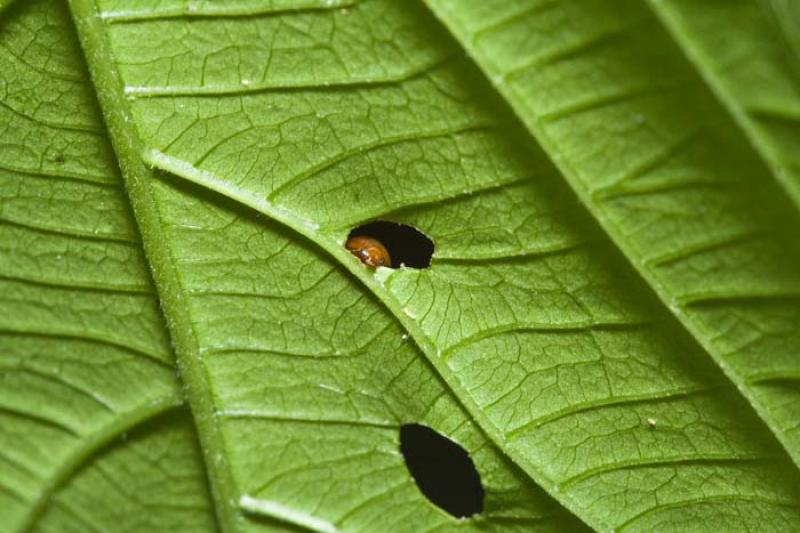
[66, 1, 240, 530]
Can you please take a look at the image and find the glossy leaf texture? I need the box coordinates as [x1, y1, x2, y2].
[1, 0, 800, 532]
[424, 0, 800, 470]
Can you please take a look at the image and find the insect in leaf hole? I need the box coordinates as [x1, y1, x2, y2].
[346, 235, 392, 268]
[346, 221, 434, 269]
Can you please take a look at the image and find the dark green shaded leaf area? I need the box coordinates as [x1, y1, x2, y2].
[1, 0, 799, 531]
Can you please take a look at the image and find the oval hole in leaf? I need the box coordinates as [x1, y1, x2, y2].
[347, 221, 433, 269]
[400, 423, 484, 518]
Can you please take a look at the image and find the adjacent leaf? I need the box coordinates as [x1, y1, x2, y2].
[62, 0, 800, 530]
[647, 0, 800, 209]
[424, 0, 800, 468]
[0, 0, 215, 530]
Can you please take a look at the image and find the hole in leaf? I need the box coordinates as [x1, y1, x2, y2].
[346, 221, 433, 269]
[400, 424, 484, 518]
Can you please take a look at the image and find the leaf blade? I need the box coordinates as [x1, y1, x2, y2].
[70, 0, 586, 530]
[87, 0, 800, 529]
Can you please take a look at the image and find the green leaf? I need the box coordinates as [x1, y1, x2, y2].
[0, 0, 215, 530]
[424, 0, 800, 470]
[647, 0, 800, 210]
[3, 0, 800, 532]
[2, 1, 584, 531]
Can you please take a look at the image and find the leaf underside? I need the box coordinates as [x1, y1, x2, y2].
[1, 0, 799, 532]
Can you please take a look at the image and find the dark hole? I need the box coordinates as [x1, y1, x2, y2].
[347, 221, 433, 269]
[400, 424, 484, 518]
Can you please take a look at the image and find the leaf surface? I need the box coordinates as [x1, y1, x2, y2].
[64, 0, 800, 531]
[424, 0, 800, 469]
[2, 0, 800, 532]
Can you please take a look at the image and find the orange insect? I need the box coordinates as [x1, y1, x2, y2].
[346, 236, 392, 268]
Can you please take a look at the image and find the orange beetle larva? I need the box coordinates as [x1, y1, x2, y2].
[346, 236, 392, 268]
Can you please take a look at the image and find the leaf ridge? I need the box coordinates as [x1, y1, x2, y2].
[617, 494, 800, 532]
[219, 412, 399, 429]
[560, 455, 781, 490]
[16, 396, 182, 532]
[0, 404, 79, 437]
[123, 55, 454, 98]
[101, 0, 357, 24]
[505, 384, 720, 437]
[0, 273, 153, 295]
[645, 0, 800, 210]
[267, 123, 493, 201]
[0, 163, 115, 187]
[0, 217, 138, 244]
[0, 100, 102, 134]
[239, 495, 340, 533]
[0, 328, 171, 369]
